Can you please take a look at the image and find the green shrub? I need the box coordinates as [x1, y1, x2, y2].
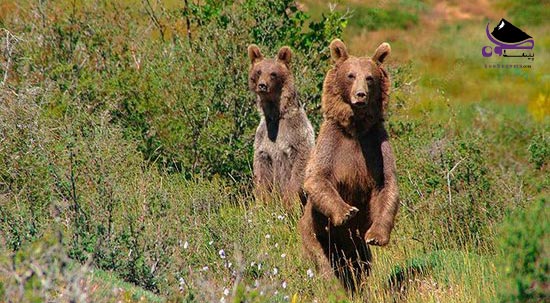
[0, 232, 163, 302]
[0, 3, 346, 291]
[496, 198, 549, 302]
[393, 122, 499, 250]
[2, 0, 347, 183]
[528, 131, 549, 170]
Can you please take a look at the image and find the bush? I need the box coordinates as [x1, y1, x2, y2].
[0, 0, 347, 295]
[496, 198, 549, 302]
[392, 121, 499, 251]
[528, 131, 549, 170]
[0, 231, 163, 302]
[2, 0, 347, 182]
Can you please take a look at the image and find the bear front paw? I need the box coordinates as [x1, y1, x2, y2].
[331, 205, 359, 227]
[365, 225, 390, 246]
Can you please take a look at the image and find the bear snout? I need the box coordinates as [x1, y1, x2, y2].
[355, 91, 367, 99]
[351, 91, 368, 106]
[258, 82, 268, 92]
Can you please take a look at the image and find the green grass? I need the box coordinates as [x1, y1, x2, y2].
[346, 6, 418, 31]
[88, 268, 164, 302]
[1, 0, 549, 302]
[0, 233, 163, 302]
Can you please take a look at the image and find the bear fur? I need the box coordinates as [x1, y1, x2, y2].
[248, 44, 315, 209]
[298, 39, 399, 291]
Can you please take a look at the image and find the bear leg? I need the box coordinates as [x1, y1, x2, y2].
[253, 150, 273, 201]
[298, 213, 333, 278]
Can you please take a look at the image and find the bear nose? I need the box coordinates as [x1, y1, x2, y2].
[258, 83, 268, 92]
[355, 91, 367, 99]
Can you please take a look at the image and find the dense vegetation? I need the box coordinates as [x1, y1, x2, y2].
[0, 0, 548, 302]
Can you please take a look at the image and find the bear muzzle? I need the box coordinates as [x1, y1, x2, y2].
[351, 91, 368, 107]
[257, 82, 268, 93]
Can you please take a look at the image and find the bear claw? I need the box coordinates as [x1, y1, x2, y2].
[332, 206, 359, 226]
[346, 206, 359, 220]
[365, 226, 390, 246]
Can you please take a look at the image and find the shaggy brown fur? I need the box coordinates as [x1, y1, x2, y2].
[298, 39, 399, 292]
[248, 44, 315, 209]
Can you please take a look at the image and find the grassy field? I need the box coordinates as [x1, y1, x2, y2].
[0, 0, 548, 302]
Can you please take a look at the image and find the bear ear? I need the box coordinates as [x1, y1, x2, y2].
[373, 42, 391, 65]
[329, 39, 348, 63]
[277, 46, 292, 66]
[248, 44, 263, 64]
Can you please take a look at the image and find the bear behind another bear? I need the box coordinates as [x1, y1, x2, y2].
[248, 45, 315, 209]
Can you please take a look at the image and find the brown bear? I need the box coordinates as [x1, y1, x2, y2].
[248, 44, 315, 209]
[298, 39, 399, 292]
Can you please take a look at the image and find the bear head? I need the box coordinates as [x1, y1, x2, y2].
[322, 39, 391, 129]
[248, 44, 293, 101]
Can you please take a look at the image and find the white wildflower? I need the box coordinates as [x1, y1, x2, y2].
[178, 277, 186, 292]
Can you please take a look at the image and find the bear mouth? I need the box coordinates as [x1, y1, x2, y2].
[350, 100, 368, 108]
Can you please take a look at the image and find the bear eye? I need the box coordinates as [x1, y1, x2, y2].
[366, 75, 374, 82]
[270, 72, 277, 79]
[256, 70, 262, 76]
[347, 73, 356, 80]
